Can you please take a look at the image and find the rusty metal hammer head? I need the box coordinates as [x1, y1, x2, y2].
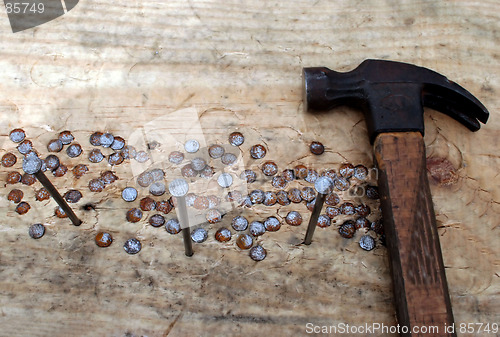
[303, 59, 489, 142]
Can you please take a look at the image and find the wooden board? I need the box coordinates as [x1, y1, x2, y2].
[0, 1, 498, 336]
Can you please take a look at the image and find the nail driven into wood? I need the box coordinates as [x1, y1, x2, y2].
[304, 176, 333, 245]
[22, 156, 82, 226]
[168, 179, 193, 257]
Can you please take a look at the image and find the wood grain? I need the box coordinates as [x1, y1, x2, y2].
[374, 132, 455, 337]
[0, 1, 499, 336]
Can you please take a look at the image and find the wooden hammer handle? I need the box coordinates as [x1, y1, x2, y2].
[374, 132, 456, 337]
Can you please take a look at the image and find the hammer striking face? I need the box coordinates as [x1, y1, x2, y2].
[302, 59, 489, 337]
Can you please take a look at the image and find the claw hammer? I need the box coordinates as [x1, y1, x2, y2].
[303, 59, 489, 337]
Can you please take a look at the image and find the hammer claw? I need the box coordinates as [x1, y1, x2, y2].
[423, 83, 489, 129]
[424, 93, 481, 131]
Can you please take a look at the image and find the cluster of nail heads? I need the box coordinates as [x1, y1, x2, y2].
[6, 171, 36, 187]
[208, 146, 238, 167]
[46, 130, 84, 160]
[208, 214, 278, 261]
[135, 168, 167, 196]
[182, 162, 215, 180]
[192, 219, 269, 261]
[4, 129, 39, 215]
[181, 193, 220, 211]
[89, 131, 147, 165]
[239, 160, 380, 251]
[124, 194, 177, 246]
[231, 144, 381, 251]
[237, 163, 370, 194]
[4, 128, 382, 257]
[143, 197, 174, 214]
[311, 198, 381, 250]
[90, 132, 123, 150]
[5, 129, 139, 249]
[45, 132, 84, 178]
[232, 187, 321, 209]
[88, 171, 118, 192]
[6, 131, 48, 181]
[120, 193, 179, 254]
[336, 219, 379, 251]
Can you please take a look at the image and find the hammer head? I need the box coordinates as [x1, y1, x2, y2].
[303, 59, 489, 143]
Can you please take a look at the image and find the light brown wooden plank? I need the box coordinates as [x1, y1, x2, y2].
[0, 1, 498, 336]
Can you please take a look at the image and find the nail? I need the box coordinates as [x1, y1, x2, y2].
[304, 176, 333, 245]
[217, 172, 233, 188]
[23, 155, 82, 226]
[168, 178, 193, 257]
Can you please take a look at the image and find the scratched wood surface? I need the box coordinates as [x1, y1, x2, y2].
[0, 1, 499, 336]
